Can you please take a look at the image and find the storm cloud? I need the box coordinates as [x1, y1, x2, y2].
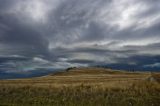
[0, 0, 160, 78]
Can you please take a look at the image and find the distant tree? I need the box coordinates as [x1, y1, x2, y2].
[65, 67, 76, 72]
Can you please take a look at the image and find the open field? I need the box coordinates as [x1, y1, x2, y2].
[0, 67, 160, 106]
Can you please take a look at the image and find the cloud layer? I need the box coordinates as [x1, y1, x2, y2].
[0, 0, 160, 78]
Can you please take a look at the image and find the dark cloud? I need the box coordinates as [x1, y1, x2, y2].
[0, 0, 160, 79]
[0, 56, 29, 63]
[0, 13, 50, 57]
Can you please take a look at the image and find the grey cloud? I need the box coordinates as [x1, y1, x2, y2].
[0, 0, 160, 78]
[47, 0, 113, 44]
[0, 13, 49, 57]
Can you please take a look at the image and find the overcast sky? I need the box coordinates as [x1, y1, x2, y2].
[0, 0, 160, 78]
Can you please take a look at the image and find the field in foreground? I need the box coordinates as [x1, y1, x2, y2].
[0, 67, 160, 106]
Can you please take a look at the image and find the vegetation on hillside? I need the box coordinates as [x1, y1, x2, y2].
[0, 68, 160, 106]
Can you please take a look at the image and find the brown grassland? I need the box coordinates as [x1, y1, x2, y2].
[0, 67, 160, 106]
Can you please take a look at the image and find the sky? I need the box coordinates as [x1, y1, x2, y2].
[0, 0, 160, 78]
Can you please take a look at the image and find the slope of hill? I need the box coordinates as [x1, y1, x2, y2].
[0, 67, 151, 87]
[0, 67, 160, 106]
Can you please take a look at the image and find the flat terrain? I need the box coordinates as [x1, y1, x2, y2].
[0, 67, 160, 106]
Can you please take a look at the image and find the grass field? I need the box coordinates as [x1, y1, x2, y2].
[0, 67, 160, 106]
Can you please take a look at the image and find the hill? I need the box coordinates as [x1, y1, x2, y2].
[0, 67, 160, 106]
[0, 67, 151, 87]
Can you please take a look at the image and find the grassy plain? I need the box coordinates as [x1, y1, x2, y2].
[0, 67, 160, 106]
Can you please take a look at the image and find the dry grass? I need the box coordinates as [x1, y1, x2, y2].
[151, 73, 160, 83]
[0, 67, 160, 106]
